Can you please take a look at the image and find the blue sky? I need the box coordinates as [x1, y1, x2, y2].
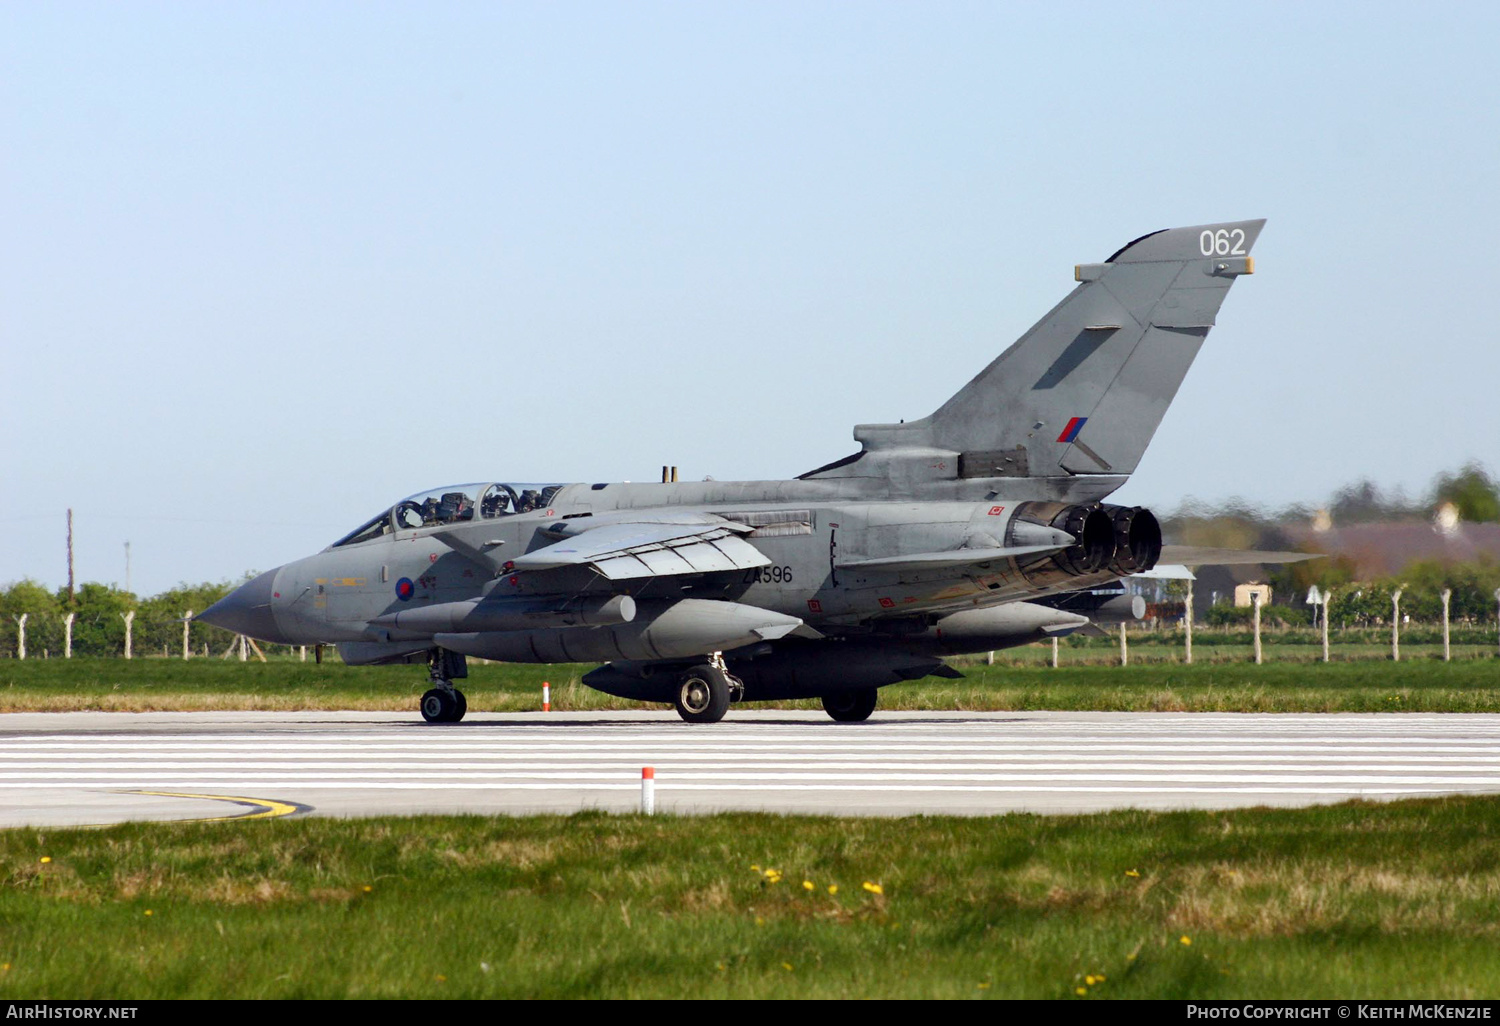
[3, 2, 1498, 596]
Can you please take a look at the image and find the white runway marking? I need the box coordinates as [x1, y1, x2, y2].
[4, 710, 1500, 825]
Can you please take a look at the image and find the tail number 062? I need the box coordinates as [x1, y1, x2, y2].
[1199, 228, 1247, 256]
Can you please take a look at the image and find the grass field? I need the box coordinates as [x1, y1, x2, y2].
[5, 797, 1500, 998]
[0, 655, 1496, 714]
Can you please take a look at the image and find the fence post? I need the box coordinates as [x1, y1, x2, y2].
[121, 611, 135, 660]
[1391, 588, 1403, 661]
[1050, 636, 1059, 668]
[1441, 589, 1452, 662]
[238, 634, 248, 661]
[1252, 592, 1263, 664]
[182, 612, 192, 660]
[1495, 589, 1500, 658]
[1322, 590, 1332, 663]
[64, 612, 74, 659]
[1119, 622, 1128, 667]
[13, 614, 26, 660]
[1184, 579, 1194, 665]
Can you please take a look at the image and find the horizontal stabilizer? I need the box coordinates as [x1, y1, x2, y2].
[836, 544, 1064, 572]
[923, 663, 966, 680]
[1130, 563, 1196, 580]
[1159, 546, 1318, 566]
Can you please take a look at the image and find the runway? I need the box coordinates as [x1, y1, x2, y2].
[5, 709, 1500, 826]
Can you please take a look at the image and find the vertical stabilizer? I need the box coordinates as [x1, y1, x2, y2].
[805, 220, 1264, 486]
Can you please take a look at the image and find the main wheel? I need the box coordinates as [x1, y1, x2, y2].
[674, 664, 731, 724]
[821, 688, 878, 723]
[420, 687, 461, 723]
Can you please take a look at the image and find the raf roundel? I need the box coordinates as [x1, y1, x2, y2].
[395, 577, 416, 602]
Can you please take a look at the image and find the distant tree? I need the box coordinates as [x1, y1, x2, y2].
[137, 581, 237, 655]
[1431, 462, 1500, 523]
[67, 582, 135, 656]
[0, 580, 63, 656]
[1328, 479, 1420, 525]
[1269, 553, 1358, 603]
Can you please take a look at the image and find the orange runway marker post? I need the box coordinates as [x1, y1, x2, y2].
[542, 681, 551, 712]
[641, 766, 655, 815]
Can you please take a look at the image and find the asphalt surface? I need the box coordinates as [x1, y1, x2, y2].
[5, 709, 1500, 826]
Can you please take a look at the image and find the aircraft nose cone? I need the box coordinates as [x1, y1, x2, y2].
[197, 568, 287, 642]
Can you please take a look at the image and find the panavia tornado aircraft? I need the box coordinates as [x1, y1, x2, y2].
[201, 219, 1271, 724]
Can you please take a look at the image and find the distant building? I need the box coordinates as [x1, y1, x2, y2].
[1234, 583, 1271, 608]
[1283, 521, 1500, 577]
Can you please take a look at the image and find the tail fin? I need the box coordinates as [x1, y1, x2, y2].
[806, 220, 1264, 486]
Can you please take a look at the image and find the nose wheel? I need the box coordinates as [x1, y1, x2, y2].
[421, 686, 467, 723]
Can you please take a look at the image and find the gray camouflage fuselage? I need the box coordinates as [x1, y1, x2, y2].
[201, 220, 1264, 712]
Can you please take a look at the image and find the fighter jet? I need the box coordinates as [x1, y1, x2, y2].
[200, 219, 1266, 724]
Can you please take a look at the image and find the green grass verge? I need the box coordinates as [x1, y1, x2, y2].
[0, 657, 1497, 714]
[6, 798, 1500, 998]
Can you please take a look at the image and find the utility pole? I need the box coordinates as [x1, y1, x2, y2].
[66, 509, 75, 605]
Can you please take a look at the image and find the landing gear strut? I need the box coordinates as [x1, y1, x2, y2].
[674, 653, 732, 724]
[420, 648, 468, 724]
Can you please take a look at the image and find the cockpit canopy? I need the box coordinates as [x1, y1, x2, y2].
[332, 482, 566, 547]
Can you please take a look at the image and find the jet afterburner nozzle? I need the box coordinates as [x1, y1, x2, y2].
[1101, 505, 1162, 576]
[1006, 501, 1118, 586]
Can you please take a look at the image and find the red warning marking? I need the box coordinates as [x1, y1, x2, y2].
[508, 576, 520, 586]
[878, 597, 895, 609]
[988, 505, 1005, 516]
[807, 599, 823, 613]
[428, 553, 439, 563]
[903, 596, 917, 604]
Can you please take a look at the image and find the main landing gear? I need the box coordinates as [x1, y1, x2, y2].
[821, 688, 878, 723]
[673, 653, 743, 724]
[421, 686, 467, 723]
[420, 649, 468, 724]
